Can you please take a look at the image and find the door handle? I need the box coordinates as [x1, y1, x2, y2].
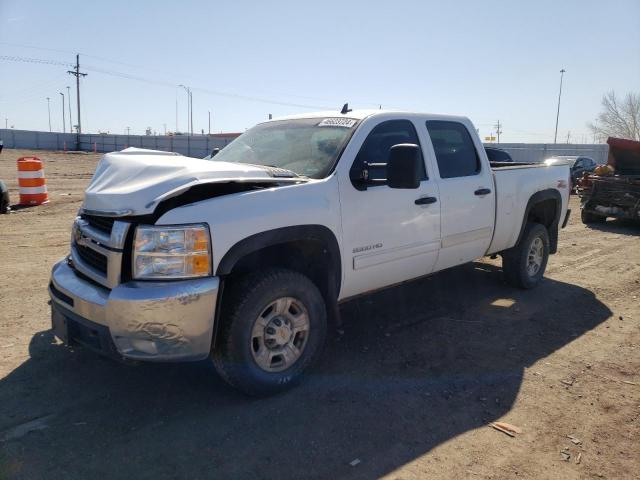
[474, 188, 491, 196]
[415, 196, 437, 205]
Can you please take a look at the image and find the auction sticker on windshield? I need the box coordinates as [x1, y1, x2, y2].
[318, 118, 357, 128]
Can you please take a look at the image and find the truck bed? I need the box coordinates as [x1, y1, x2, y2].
[488, 162, 570, 255]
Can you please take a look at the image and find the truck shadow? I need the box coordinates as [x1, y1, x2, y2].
[0, 262, 611, 479]
[584, 218, 640, 236]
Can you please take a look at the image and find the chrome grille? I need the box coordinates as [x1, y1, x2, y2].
[80, 213, 115, 235]
[75, 242, 108, 274]
[70, 215, 130, 289]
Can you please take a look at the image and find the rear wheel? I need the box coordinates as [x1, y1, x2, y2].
[581, 208, 605, 224]
[212, 268, 327, 396]
[502, 222, 549, 289]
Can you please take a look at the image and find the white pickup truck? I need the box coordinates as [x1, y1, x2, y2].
[49, 109, 571, 395]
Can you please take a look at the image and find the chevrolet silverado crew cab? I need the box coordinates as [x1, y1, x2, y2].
[49, 109, 571, 395]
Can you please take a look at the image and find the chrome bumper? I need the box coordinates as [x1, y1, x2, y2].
[49, 258, 219, 362]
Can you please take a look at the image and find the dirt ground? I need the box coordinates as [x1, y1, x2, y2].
[0, 149, 638, 480]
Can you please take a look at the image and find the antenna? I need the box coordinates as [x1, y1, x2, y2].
[340, 103, 352, 115]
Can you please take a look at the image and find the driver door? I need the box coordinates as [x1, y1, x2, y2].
[338, 118, 441, 299]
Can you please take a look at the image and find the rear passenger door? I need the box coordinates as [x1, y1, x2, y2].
[425, 120, 496, 271]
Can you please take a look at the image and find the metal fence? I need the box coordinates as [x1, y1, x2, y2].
[0, 130, 77, 152]
[1, 128, 609, 164]
[0, 129, 239, 158]
[484, 143, 609, 164]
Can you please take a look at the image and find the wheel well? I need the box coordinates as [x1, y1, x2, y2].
[518, 190, 562, 254]
[527, 198, 557, 229]
[213, 226, 342, 347]
[227, 240, 338, 306]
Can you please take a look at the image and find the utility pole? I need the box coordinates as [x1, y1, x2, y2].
[126, 126, 131, 135]
[494, 120, 502, 143]
[163, 123, 167, 135]
[46, 97, 51, 132]
[66, 86, 72, 132]
[554, 68, 565, 144]
[59, 92, 66, 133]
[566, 131, 571, 144]
[67, 54, 87, 133]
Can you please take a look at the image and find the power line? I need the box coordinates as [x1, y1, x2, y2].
[0, 42, 384, 107]
[0, 75, 70, 105]
[0, 55, 73, 67]
[1, 54, 334, 110]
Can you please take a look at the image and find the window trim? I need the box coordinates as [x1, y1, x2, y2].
[425, 120, 482, 180]
[349, 119, 427, 190]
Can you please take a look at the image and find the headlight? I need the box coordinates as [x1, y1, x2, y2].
[133, 224, 211, 280]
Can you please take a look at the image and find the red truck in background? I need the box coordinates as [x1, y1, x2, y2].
[578, 137, 640, 224]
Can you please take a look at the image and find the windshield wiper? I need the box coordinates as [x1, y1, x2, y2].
[256, 164, 308, 180]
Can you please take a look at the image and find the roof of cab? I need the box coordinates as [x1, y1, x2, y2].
[269, 109, 471, 124]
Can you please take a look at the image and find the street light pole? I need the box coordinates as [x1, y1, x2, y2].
[59, 92, 66, 133]
[66, 86, 72, 132]
[46, 97, 51, 132]
[179, 85, 192, 135]
[208, 110, 211, 135]
[554, 69, 565, 144]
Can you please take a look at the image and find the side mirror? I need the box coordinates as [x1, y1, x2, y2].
[210, 148, 220, 158]
[387, 144, 422, 189]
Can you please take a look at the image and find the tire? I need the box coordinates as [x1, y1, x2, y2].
[581, 208, 605, 224]
[502, 222, 550, 289]
[212, 268, 327, 396]
[0, 193, 8, 214]
[0, 183, 8, 214]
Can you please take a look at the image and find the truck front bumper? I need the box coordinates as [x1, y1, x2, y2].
[49, 258, 219, 362]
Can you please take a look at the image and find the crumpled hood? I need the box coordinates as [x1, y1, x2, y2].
[82, 148, 279, 216]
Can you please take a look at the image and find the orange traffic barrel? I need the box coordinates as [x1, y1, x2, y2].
[17, 156, 49, 205]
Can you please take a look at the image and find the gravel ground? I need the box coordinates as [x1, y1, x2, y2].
[0, 149, 639, 480]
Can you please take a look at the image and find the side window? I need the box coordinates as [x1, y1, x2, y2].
[350, 120, 426, 188]
[425, 121, 481, 178]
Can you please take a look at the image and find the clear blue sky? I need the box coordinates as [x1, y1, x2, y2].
[1, 0, 639, 142]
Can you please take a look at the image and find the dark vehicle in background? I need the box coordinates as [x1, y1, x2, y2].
[484, 146, 513, 163]
[547, 155, 598, 184]
[0, 180, 9, 214]
[579, 137, 640, 224]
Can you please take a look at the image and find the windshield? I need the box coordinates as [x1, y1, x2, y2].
[210, 117, 358, 179]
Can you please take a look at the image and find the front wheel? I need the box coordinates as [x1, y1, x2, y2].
[502, 222, 550, 289]
[212, 268, 327, 396]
